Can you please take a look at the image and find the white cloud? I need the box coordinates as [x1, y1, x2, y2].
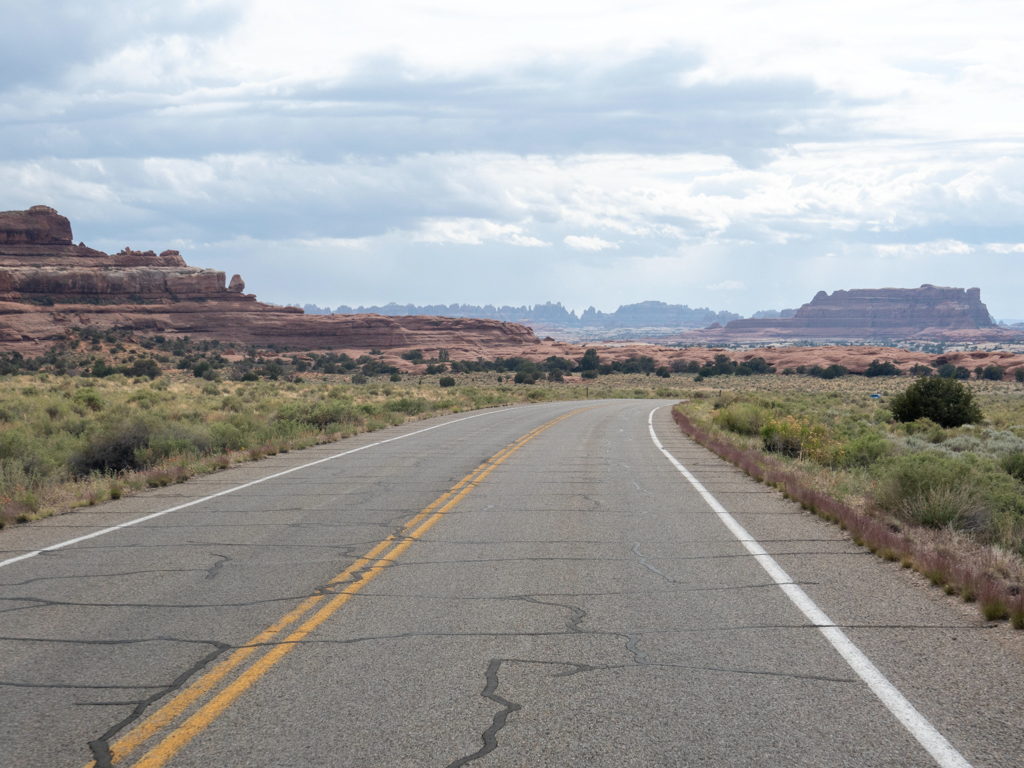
[413, 218, 549, 247]
[986, 243, 1024, 253]
[875, 240, 974, 258]
[708, 280, 746, 290]
[564, 235, 620, 251]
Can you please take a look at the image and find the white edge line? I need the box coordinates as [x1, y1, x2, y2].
[647, 406, 972, 768]
[0, 404, 537, 570]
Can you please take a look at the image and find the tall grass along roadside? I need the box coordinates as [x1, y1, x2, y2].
[671, 373, 1024, 629]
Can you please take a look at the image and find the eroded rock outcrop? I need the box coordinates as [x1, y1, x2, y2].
[712, 285, 1015, 342]
[0, 207, 541, 352]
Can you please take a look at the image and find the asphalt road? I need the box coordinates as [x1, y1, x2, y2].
[1, 400, 1022, 768]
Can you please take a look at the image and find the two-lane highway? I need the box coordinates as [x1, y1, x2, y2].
[1, 400, 1022, 767]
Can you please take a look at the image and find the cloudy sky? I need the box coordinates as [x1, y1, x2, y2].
[2, 1, 1023, 318]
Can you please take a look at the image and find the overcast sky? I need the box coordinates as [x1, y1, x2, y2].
[2, 1, 1023, 318]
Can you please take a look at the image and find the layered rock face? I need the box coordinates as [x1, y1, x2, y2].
[0, 207, 540, 352]
[719, 285, 1007, 341]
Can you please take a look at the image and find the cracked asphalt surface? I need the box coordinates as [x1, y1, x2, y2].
[1, 400, 1022, 767]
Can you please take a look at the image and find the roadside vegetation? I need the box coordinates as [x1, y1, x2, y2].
[0, 329, 688, 528]
[672, 372, 1024, 628]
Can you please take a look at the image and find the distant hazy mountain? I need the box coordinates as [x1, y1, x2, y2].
[298, 300, 742, 330]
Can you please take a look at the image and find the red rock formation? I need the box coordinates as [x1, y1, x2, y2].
[0, 207, 541, 353]
[716, 285, 1009, 341]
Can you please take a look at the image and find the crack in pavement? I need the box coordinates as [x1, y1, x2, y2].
[445, 659, 522, 768]
[81, 639, 231, 768]
[0, 568, 206, 588]
[632, 542, 675, 583]
[204, 554, 231, 580]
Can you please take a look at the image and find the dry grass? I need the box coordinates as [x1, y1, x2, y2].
[671, 374, 1024, 629]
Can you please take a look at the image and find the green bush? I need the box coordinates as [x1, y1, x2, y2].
[839, 431, 891, 468]
[982, 365, 1006, 381]
[872, 451, 1023, 534]
[439, 376, 456, 388]
[713, 403, 769, 436]
[72, 413, 154, 474]
[872, 452, 981, 528]
[864, 359, 900, 377]
[889, 377, 982, 428]
[578, 348, 599, 372]
[1016, 368, 1024, 383]
[808, 364, 848, 379]
[1002, 452, 1024, 483]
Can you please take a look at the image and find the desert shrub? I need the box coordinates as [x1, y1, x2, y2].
[839, 431, 891, 468]
[221, 395, 244, 412]
[209, 422, 246, 452]
[72, 413, 154, 474]
[872, 452, 1022, 533]
[982, 365, 1006, 381]
[384, 397, 430, 415]
[713, 403, 769, 436]
[864, 359, 900, 377]
[1016, 368, 1024, 383]
[145, 421, 212, 462]
[581, 370, 598, 380]
[390, 372, 402, 382]
[900, 417, 946, 443]
[350, 373, 367, 384]
[872, 452, 980, 528]
[1002, 452, 1024, 483]
[760, 415, 834, 463]
[125, 358, 161, 379]
[548, 370, 564, 382]
[73, 388, 104, 412]
[578, 348, 599, 372]
[671, 359, 701, 374]
[439, 376, 456, 388]
[889, 377, 982, 428]
[656, 366, 671, 378]
[909, 364, 933, 377]
[808, 364, 848, 380]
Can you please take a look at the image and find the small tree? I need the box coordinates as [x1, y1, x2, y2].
[982, 365, 1006, 381]
[889, 377, 982, 428]
[1016, 367, 1024, 383]
[579, 348, 599, 372]
[865, 359, 900, 377]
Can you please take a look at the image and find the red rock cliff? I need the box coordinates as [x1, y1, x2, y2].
[0, 207, 540, 352]
[720, 285, 1005, 341]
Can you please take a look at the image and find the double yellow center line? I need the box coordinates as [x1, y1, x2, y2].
[87, 407, 588, 768]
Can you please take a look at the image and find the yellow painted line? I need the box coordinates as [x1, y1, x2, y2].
[90, 407, 586, 768]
